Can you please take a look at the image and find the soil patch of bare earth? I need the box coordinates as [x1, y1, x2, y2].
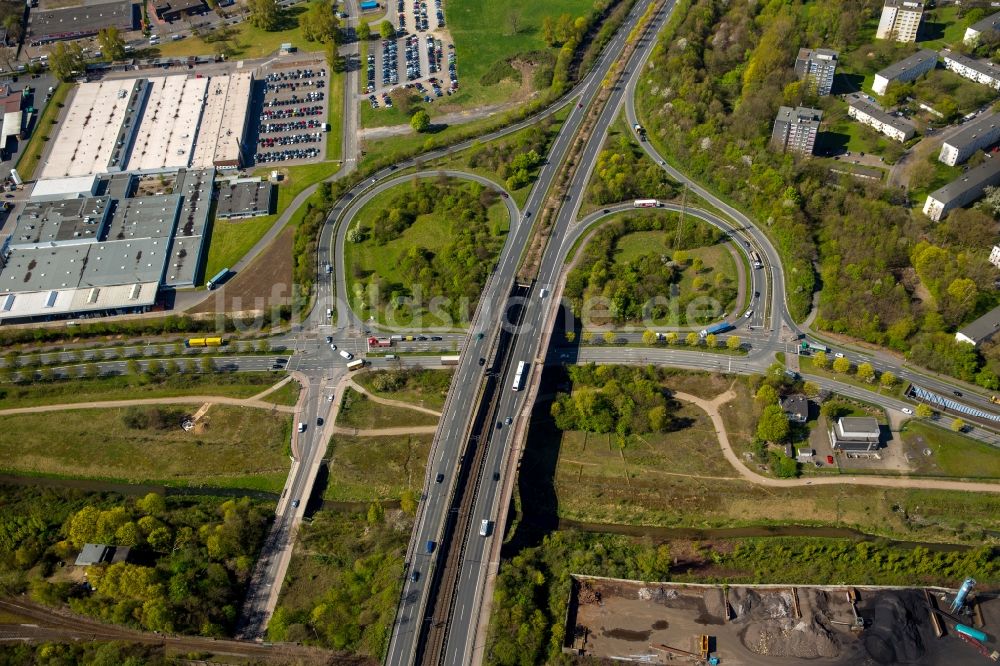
[568, 578, 989, 665]
[190, 226, 294, 315]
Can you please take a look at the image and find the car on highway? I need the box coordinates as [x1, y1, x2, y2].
[330, 343, 337, 350]
[340, 350, 354, 360]
[953, 390, 963, 397]
[416, 335, 428, 341]
[430, 336, 442, 341]
[297, 422, 306, 432]
[901, 407, 913, 415]
[291, 499, 300, 508]
[425, 540, 436, 554]
[754, 291, 760, 298]
[410, 570, 419, 582]
[436, 473, 444, 483]
[326, 336, 333, 343]
[479, 357, 486, 366]
[317, 417, 324, 426]
[834, 352, 845, 358]
[501, 192, 508, 198]
[493, 471, 500, 481]
[826, 455, 834, 465]
[504, 416, 512, 425]
[743, 310, 753, 318]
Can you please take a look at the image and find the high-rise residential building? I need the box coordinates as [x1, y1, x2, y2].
[793, 48, 839, 96]
[770, 106, 822, 156]
[876, 0, 924, 42]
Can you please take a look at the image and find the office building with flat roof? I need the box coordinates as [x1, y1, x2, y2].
[7, 196, 112, 250]
[923, 156, 1000, 221]
[794, 48, 839, 96]
[876, 0, 924, 42]
[942, 50, 1000, 90]
[846, 94, 916, 142]
[965, 10, 1000, 46]
[770, 106, 822, 156]
[939, 114, 1000, 166]
[829, 417, 882, 452]
[27, 0, 136, 45]
[216, 181, 275, 220]
[872, 49, 937, 95]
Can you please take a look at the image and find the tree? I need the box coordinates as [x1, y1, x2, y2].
[581, 331, 593, 344]
[856, 362, 875, 383]
[379, 20, 395, 39]
[137, 492, 166, 515]
[146, 359, 163, 375]
[506, 8, 523, 35]
[705, 333, 718, 348]
[603, 331, 616, 345]
[97, 27, 126, 60]
[757, 404, 790, 442]
[247, 0, 280, 31]
[400, 489, 418, 515]
[916, 403, 933, 419]
[366, 502, 384, 525]
[565, 331, 576, 343]
[84, 363, 100, 379]
[301, 0, 339, 42]
[541, 16, 557, 46]
[755, 384, 779, 406]
[48, 42, 85, 82]
[326, 41, 346, 72]
[642, 330, 657, 345]
[726, 335, 742, 351]
[802, 380, 820, 397]
[356, 20, 371, 40]
[951, 418, 966, 432]
[126, 359, 140, 376]
[832, 356, 851, 374]
[200, 356, 214, 373]
[666, 331, 678, 345]
[164, 359, 179, 375]
[410, 110, 430, 132]
[880, 371, 897, 389]
[686, 332, 699, 346]
[813, 351, 829, 369]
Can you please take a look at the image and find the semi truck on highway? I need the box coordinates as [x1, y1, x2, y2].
[512, 360, 528, 391]
[367, 336, 392, 348]
[185, 337, 224, 347]
[699, 322, 733, 338]
[633, 199, 659, 208]
[206, 268, 229, 290]
[800, 341, 828, 354]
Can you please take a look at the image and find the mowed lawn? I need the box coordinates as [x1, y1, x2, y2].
[155, 7, 313, 59]
[901, 421, 1000, 479]
[0, 405, 292, 491]
[323, 433, 431, 501]
[446, 0, 595, 107]
[336, 388, 439, 430]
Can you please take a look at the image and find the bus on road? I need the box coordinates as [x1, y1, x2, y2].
[185, 337, 224, 347]
[346, 359, 365, 371]
[441, 355, 460, 366]
[512, 360, 528, 391]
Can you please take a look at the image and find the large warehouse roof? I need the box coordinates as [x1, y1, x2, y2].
[39, 79, 148, 180]
[28, 0, 135, 41]
[126, 76, 208, 172]
[190, 72, 252, 168]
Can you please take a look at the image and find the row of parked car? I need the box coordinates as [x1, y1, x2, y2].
[260, 104, 324, 121]
[254, 147, 321, 163]
[258, 131, 323, 147]
[264, 79, 325, 93]
[260, 119, 325, 134]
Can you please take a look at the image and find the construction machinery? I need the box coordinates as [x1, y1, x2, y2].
[957, 632, 1000, 662]
[650, 639, 719, 665]
[952, 578, 977, 614]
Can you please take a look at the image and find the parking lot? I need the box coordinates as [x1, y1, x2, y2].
[363, 0, 459, 109]
[253, 57, 329, 166]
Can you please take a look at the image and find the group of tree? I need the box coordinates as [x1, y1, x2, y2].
[589, 134, 678, 205]
[550, 364, 678, 445]
[299, 0, 342, 43]
[0, 642, 172, 666]
[266, 506, 410, 658]
[350, 180, 507, 324]
[247, 0, 281, 31]
[635, 0, 1000, 386]
[0, 486, 271, 637]
[563, 214, 731, 325]
[48, 42, 86, 82]
[541, 13, 586, 47]
[467, 117, 559, 190]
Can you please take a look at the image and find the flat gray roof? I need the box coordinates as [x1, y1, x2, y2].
[944, 113, 1000, 151]
[216, 181, 274, 218]
[838, 417, 881, 437]
[104, 195, 182, 242]
[846, 93, 916, 135]
[969, 10, 1000, 34]
[929, 156, 1000, 204]
[8, 196, 111, 248]
[959, 303, 1000, 343]
[943, 50, 1000, 81]
[797, 47, 838, 62]
[29, 0, 135, 39]
[876, 49, 938, 81]
[1, 237, 168, 292]
[162, 168, 214, 288]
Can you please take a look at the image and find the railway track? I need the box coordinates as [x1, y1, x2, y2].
[415, 284, 530, 665]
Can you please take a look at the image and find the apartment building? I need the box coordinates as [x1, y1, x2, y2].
[846, 94, 916, 142]
[942, 49, 1000, 90]
[875, 0, 924, 42]
[939, 114, 1000, 166]
[793, 48, 839, 96]
[872, 49, 937, 95]
[923, 156, 1000, 221]
[770, 106, 822, 155]
[964, 10, 1000, 46]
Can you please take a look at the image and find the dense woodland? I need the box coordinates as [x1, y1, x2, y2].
[0, 642, 173, 666]
[636, 0, 1000, 384]
[0, 486, 270, 637]
[588, 133, 679, 204]
[349, 180, 506, 323]
[564, 213, 731, 324]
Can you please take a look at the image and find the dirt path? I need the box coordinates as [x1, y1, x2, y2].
[0, 395, 298, 416]
[679, 390, 1000, 492]
[347, 378, 442, 415]
[250, 376, 296, 401]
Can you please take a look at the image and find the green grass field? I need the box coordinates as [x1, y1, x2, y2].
[0, 404, 291, 491]
[444, 0, 592, 108]
[16, 83, 71, 181]
[901, 421, 1000, 479]
[336, 388, 439, 430]
[0, 372, 283, 409]
[155, 7, 312, 59]
[326, 70, 345, 163]
[203, 161, 339, 281]
[323, 433, 431, 501]
[263, 379, 302, 406]
[354, 369, 453, 411]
